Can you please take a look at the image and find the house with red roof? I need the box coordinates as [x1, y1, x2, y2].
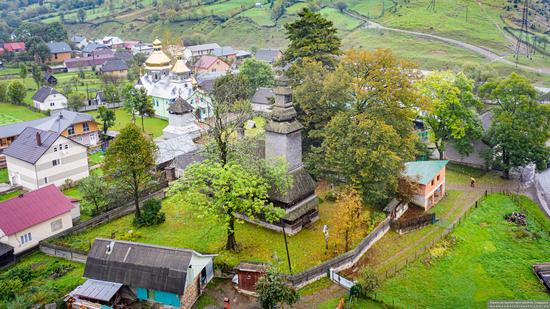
[194, 55, 229, 74]
[3, 42, 26, 53]
[0, 185, 77, 254]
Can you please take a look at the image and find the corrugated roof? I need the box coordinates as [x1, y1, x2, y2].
[74, 279, 122, 302]
[101, 59, 128, 72]
[0, 110, 95, 139]
[403, 160, 449, 185]
[3, 128, 60, 164]
[195, 55, 224, 70]
[32, 86, 63, 103]
[187, 43, 220, 53]
[0, 185, 74, 235]
[82, 43, 108, 54]
[47, 41, 72, 54]
[84, 239, 194, 295]
[212, 46, 235, 57]
[0, 242, 14, 256]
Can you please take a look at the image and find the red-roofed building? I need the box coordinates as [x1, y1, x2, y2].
[0, 185, 78, 254]
[3, 42, 26, 53]
[194, 55, 229, 74]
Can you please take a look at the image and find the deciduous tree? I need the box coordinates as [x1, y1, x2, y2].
[255, 267, 300, 309]
[169, 161, 284, 251]
[31, 64, 42, 88]
[103, 124, 157, 218]
[6, 80, 26, 105]
[18, 63, 27, 79]
[79, 174, 108, 215]
[333, 187, 369, 252]
[418, 71, 482, 159]
[481, 73, 550, 177]
[97, 105, 116, 135]
[67, 92, 86, 111]
[77, 8, 86, 23]
[123, 86, 154, 131]
[239, 58, 275, 92]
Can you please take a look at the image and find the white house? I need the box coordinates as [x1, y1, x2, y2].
[32, 86, 67, 111]
[0, 185, 75, 254]
[3, 127, 89, 191]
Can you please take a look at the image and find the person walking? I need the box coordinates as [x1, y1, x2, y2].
[470, 177, 476, 188]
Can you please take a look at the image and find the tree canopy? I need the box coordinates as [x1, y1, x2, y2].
[256, 267, 300, 309]
[97, 106, 116, 135]
[239, 58, 275, 93]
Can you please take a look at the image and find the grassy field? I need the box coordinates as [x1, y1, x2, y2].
[0, 190, 22, 201]
[50, 188, 384, 273]
[87, 108, 168, 138]
[0, 103, 45, 125]
[0, 168, 8, 184]
[238, 6, 275, 27]
[373, 193, 550, 308]
[319, 7, 361, 31]
[0, 252, 85, 308]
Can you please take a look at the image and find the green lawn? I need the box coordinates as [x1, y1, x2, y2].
[88, 151, 105, 166]
[319, 7, 361, 31]
[238, 6, 275, 26]
[0, 190, 22, 202]
[0, 168, 8, 183]
[51, 191, 383, 273]
[374, 193, 550, 308]
[0, 103, 45, 125]
[0, 252, 85, 308]
[87, 108, 168, 138]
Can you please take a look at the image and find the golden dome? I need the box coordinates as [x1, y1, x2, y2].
[145, 39, 172, 70]
[171, 52, 190, 74]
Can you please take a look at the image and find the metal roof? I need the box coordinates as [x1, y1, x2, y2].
[0, 110, 95, 139]
[100, 59, 128, 72]
[47, 41, 72, 54]
[84, 239, 195, 295]
[403, 160, 449, 185]
[168, 96, 194, 114]
[252, 87, 274, 105]
[0, 185, 74, 235]
[255, 48, 282, 63]
[187, 43, 220, 53]
[74, 279, 123, 302]
[2, 128, 61, 164]
[0, 242, 14, 256]
[32, 86, 63, 103]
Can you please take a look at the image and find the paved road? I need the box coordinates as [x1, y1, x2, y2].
[344, 10, 550, 75]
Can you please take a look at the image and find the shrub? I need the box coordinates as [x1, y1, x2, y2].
[0, 278, 23, 301]
[325, 191, 337, 202]
[133, 198, 166, 227]
[356, 267, 380, 298]
[117, 230, 143, 242]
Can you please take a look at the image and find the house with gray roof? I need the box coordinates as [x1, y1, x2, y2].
[184, 43, 220, 58]
[32, 86, 67, 111]
[251, 87, 274, 113]
[47, 41, 72, 63]
[82, 238, 215, 309]
[99, 59, 128, 78]
[82, 43, 109, 57]
[255, 48, 282, 64]
[3, 127, 89, 190]
[70, 35, 88, 50]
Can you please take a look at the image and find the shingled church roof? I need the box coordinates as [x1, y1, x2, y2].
[168, 97, 194, 114]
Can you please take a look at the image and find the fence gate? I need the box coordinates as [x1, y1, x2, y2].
[329, 268, 354, 290]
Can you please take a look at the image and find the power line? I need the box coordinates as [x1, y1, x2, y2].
[515, 0, 534, 64]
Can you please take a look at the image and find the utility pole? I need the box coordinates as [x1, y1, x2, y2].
[515, 0, 533, 64]
[281, 220, 292, 274]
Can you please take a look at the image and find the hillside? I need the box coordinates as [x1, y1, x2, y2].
[3, 0, 550, 84]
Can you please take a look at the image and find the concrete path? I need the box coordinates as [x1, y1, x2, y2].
[343, 10, 550, 75]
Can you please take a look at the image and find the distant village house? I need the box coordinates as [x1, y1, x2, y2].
[32, 86, 67, 111]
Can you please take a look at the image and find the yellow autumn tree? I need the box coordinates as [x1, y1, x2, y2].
[333, 187, 370, 253]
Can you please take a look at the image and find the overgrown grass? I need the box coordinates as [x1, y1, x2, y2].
[0, 103, 45, 125]
[0, 252, 85, 308]
[51, 192, 384, 273]
[86, 108, 168, 138]
[0, 168, 8, 183]
[374, 193, 550, 308]
[0, 190, 23, 202]
[299, 277, 334, 297]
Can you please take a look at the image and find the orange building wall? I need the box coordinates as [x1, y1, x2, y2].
[416, 167, 446, 209]
[196, 60, 230, 74]
[61, 121, 99, 137]
[48, 52, 72, 63]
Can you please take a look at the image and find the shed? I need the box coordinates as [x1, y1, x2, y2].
[234, 261, 269, 294]
[0, 242, 15, 268]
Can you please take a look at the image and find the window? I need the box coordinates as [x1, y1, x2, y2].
[54, 147, 57, 152]
[83, 122, 90, 132]
[44, 177, 48, 184]
[431, 180, 434, 186]
[50, 102, 55, 107]
[52, 159, 60, 166]
[20, 232, 32, 244]
[64, 144, 68, 150]
[67, 125, 75, 135]
[437, 175, 440, 181]
[50, 219, 63, 232]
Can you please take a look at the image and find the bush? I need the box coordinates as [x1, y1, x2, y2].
[133, 198, 166, 227]
[117, 229, 143, 242]
[325, 191, 337, 202]
[0, 278, 23, 301]
[356, 267, 380, 298]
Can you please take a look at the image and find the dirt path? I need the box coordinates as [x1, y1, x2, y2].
[343, 10, 550, 74]
[294, 284, 348, 309]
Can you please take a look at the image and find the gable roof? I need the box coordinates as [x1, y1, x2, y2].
[252, 87, 274, 105]
[44, 72, 57, 82]
[255, 48, 282, 63]
[195, 55, 226, 70]
[0, 185, 74, 236]
[3, 128, 61, 164]
[187, 43, 220, 53]
[212, 46, 236, 57]
[65, 54, 115, 69]
[0, 110, 95, 139]
[100, 59, 128, 72]
[47, 41, 72, 54]
[84, 239, 197, 295]
[82, 43, 108, 54]
[114, 50, 133, 62]
[71, 35, 86, 44]
[403, 160, 448, 185]
[32, 86, 63, 103]
[169, 96, 194, 114]
[3, 42, 25, 52]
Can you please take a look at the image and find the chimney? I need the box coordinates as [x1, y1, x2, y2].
[36, 132, 42, 146]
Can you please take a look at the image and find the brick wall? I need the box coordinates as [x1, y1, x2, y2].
[180, 275, 200, 309]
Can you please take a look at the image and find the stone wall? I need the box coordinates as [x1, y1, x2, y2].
[180, 275, 200, 309]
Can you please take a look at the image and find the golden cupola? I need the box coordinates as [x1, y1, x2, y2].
[171, 52, 191, 75]
[144, 39, 172, 71]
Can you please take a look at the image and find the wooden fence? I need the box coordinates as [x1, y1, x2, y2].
[391, 213, 435, 234]
[77, 102, 123, 112]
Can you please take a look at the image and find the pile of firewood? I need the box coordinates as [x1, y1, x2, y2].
[505, 212, 527, 226]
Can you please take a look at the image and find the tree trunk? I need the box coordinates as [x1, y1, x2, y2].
[502, 148, 510, 179]
[344, 230, 349, 252]
[226, 214, 237, 251]
[133, 175, 141, 218]
[141, 115, 145, 131]
[435, 141, 444, 160]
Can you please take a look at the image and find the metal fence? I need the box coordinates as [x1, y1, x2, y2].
[330, 268, 354, 289]
[77, 102, 123, 112]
